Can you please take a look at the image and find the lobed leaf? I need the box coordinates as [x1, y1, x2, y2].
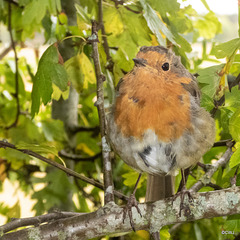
[31, 44, 68, 117]
[212, 38, 240, 59]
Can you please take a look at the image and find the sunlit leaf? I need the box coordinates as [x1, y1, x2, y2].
[22, 0, 48, 25]
[103, 5, 124, 38]
[16, 142, 59, 156]
[64, 52, 96, 93]
[229, 108, 240, 142]
[229, 147, 240, 169]
[225, 87, 240, 109]
[212, 38, 240, 59]
[194, 12, 222, 39]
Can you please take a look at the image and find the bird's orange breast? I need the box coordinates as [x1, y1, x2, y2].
[114, 66, 193, 142]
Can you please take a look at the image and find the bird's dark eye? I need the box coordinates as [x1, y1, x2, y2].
[162, 62, 169, 71]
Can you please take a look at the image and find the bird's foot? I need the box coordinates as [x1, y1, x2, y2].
[172, 187, 194, 217]
[123, 193, 142, 231]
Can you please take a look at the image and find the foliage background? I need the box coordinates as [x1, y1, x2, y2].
[0, 0, 240, 239]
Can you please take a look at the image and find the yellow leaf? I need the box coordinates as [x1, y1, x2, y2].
[76, 143, 95, 156]
[52, 84, 70, 101]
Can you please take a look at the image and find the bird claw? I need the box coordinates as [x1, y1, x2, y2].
[172, 187, 194, 217]
[123, 193, 142, 231]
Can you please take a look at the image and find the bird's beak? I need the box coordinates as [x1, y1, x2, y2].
[133, 58, 147, 67]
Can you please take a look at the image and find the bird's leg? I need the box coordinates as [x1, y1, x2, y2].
[172, 168, 193, 216]
[123, 173, 142, 231]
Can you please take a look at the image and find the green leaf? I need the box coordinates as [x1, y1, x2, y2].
[140, 0, 177, 46]
[6, 201, 21, 219]
[224, 215, 240, 232]
[64, 52, 96, 93]
[32, 170, 74, 214]
[120, 7, 151, 46]
[16, 142, 59, 156]
[31, 44, 68, 117]
[122, 171, 144, 188]
[22, 0, 48, 25]
[197, 64, 224, 98]
[160, 226, 171, 240]
[225, 86, 240, 109]
[212, 38, 240, 59]
[230, 147, 240, 168]
[75, 3, 91, 23]
[200, 93, 215, 112]
[103, 5, 124, 38]
[194, 12, 222, 40]
[229, 108, 240, 142]
[42, 119, 67, 142]
[147, 0, 180, 18]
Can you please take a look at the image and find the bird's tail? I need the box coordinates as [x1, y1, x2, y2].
[146, 175, 175, 239]
[146, 175, 174, 202]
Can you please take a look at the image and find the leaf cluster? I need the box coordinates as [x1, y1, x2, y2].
[0, 0, 240, 239]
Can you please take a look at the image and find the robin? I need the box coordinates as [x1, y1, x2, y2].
[108, 46, 215, 231]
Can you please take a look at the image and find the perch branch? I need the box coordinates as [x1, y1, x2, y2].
[2, 187, 240, 239]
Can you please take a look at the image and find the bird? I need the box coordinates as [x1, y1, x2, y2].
[108, 45, 215, 233]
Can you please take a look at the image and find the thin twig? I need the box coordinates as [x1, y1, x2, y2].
[206, 182, 222, 190]
[213, 139, 232, 147]
[110, 0, 142, 14]
[190, 145, 233, 193]
[124, 6, 142, 14]
[0, 140, 127, 201]
[59, 150, 102, 162]
[69, 125, 100, 134]
[98, 0, 114, 72]
[90, 20, 114, 203]
[5, 1, 20, 129]
[0, 45, 13, 60]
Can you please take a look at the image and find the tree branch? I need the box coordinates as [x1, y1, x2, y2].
[0, 45, 13, 60]
[190, 145, 233, 193]
[5, 1, 20, 129]
[0, 212, 83, 234]
[213, 139, 232, 147]
[69, 125, 100, 134]
[90, 21, 114, 203]
[2, 187, 240, 239]
[58, 150, 102, 162]
[0, 140, 127, 201]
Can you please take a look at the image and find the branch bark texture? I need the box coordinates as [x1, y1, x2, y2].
[2, 187, 240, 239]
[91, 21, 114, 203]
